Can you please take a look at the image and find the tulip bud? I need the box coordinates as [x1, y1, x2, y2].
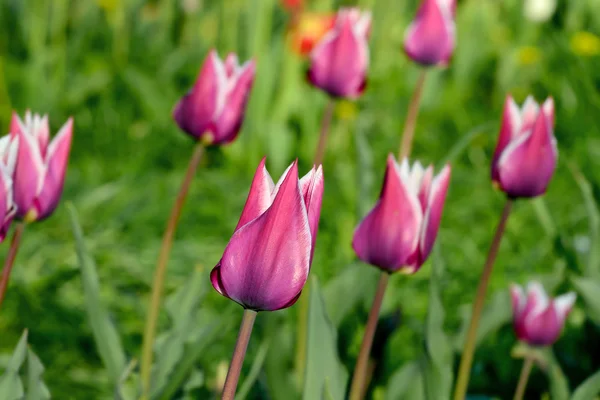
[491, 95, 557, 199]
[10, 111, 73, 222]
[307, 8, 371, 99]
[211, 159, 324, 311]
[173, 50, 256, 145]
[510, 282, 576, 346]
[352, 154, 451, 274]
[403, 0, 456, 66]
[0, 135, 18, 241]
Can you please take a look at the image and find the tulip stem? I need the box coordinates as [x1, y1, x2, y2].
[348, 271, 390, 400]
[398, 69, 427, 160]
[139, 142, 205, 399]
[513, 356, 534, 400]
[453, 199, 513, 400]
[313, 99, 335, 166]
[0, 222, 25, 311]
[222, 309, 258, 400]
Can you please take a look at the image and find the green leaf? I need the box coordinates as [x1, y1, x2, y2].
[25, 348, 51, 400]
[0, 330, 28, 399]
[236, 339, 270, 400]
[422, 248, 453, 400]
[571, 369, 600, 400]
[385, 361, 425, 400]
[571, 277, 600, 324]
[303, 276, 348, 400]
[67, 203, 127, 383]
[542, 348, 570, 400]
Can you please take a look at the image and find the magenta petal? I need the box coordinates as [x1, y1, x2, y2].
[403, 0, 455, 66]
[308, 17, 368, 98]
[0, 168, 14, 243]
[35, 118, 73, 220]
[417, 165, 434, 211]
[510, 284, 527, 338]
[217, 162, 311, 311]
[173, 50, 222, 140]
[224, 53, 239, 77]
[12, 129, 45, 219]
[299, 165, 324, 262]
[352, 155, 423, 272]
[210, 262, 228, 296]
[497, 107, 557, 198]
[523, 305, 562, 346]
[417, 164, 450, 268]
[491, 95, 520, 182]
[213, 59, 256, 144]
[234, 157, 275, 231]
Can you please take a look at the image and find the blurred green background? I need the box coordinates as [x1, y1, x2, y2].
[1, 0, 600, 398]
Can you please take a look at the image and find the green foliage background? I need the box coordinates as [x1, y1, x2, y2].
[0, 0, 600, 398]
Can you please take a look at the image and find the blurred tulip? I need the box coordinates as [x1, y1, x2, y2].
[173, 50, 256, 144]
[510, 282, 576, 346]
[524, 0, 557, 22]
[281, 0, 303, 11]
[308, 8, 371, 99]
[10, 111, 73, 222]
[211, 159, 324, 311]
[404, 0, 456, 66]
[353, 154, 451, 274]
[491, 95, 556, 199]
[0, 135, 18, 241]
[287, 12, 336, 56]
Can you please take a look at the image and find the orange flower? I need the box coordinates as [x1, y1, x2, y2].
[287, 12, 336, 56]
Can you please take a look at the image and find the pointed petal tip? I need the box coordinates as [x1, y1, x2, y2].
[210, 264, 226, 296]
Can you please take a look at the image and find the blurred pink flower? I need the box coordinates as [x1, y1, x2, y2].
[352, 154, 451, 274]
[307, 8, 371, 99]
[173, 50, 256, 145]
[491, 95, 557, 198]
[511, 282, 575, 346]
[10, 111, 73, 222]
[404, 0, 456, 66]
[0, 134, 18, 240]
[211, 158, 324, 311]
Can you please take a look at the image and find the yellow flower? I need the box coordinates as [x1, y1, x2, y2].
[517, 46, 542, 66]
[570, 31, 600, 57]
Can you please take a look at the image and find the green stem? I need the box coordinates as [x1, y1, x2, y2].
[348, 271, 390, 400]
[0, 222, 25, 311]
[453, 199, 513, 400]
[139, 142, 205, 399]
[513, 356, 534, 400]
[398, 69, 427, 160]
[221, 310, 258, 400]
[312, 99, 336, 166]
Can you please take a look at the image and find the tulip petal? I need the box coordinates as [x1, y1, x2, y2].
[523, 304, 561, 346]
[417, 164, 451, 269]
[35, 118, 73, 220]
[173, 50, 223, 140]
[518, 96, 540, 136]
[210, 261, 228, 297]
[12, 125, 45, 218]
[417, 165, 434, 211]
[404, 0, 455, 66]
[234, 157, 275, 231]
[224, 53, 240, 77]
[352, 154, 423, 272]
[217, 162, 311, 311]
[299, 165, 324, 261]
[491, 95, 521, 182]
[497, 104, 557, 198]
[553, 292, 576, 321]
[0, 164, 14, 242]
[213, 59, 256, 144]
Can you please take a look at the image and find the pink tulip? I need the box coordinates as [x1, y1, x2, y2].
[491, 95, 557, 199]
[211, 159, 324, 311]
[352, 154, 451, 274]
[173, 50, 256, 144]
[10, 111, 73, 222]
[307, 8, 371, 99]
[0, 135, 18, 240]
[404, 0, 456, 66]
[510, 282, 575, 346]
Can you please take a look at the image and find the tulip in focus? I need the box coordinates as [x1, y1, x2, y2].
[404, 0, 456, 66]
[173, 50, 256, 145]
[10, 111, 73, 222]
[211, 158, 324, 311]
[491, 95, 557, 199]
[287, 12, 336, 56]
[0, 135, 18, 241]
[307, 8, 371, 99]
[353, 154, 451, 274]
[510, 282, 576, 346]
